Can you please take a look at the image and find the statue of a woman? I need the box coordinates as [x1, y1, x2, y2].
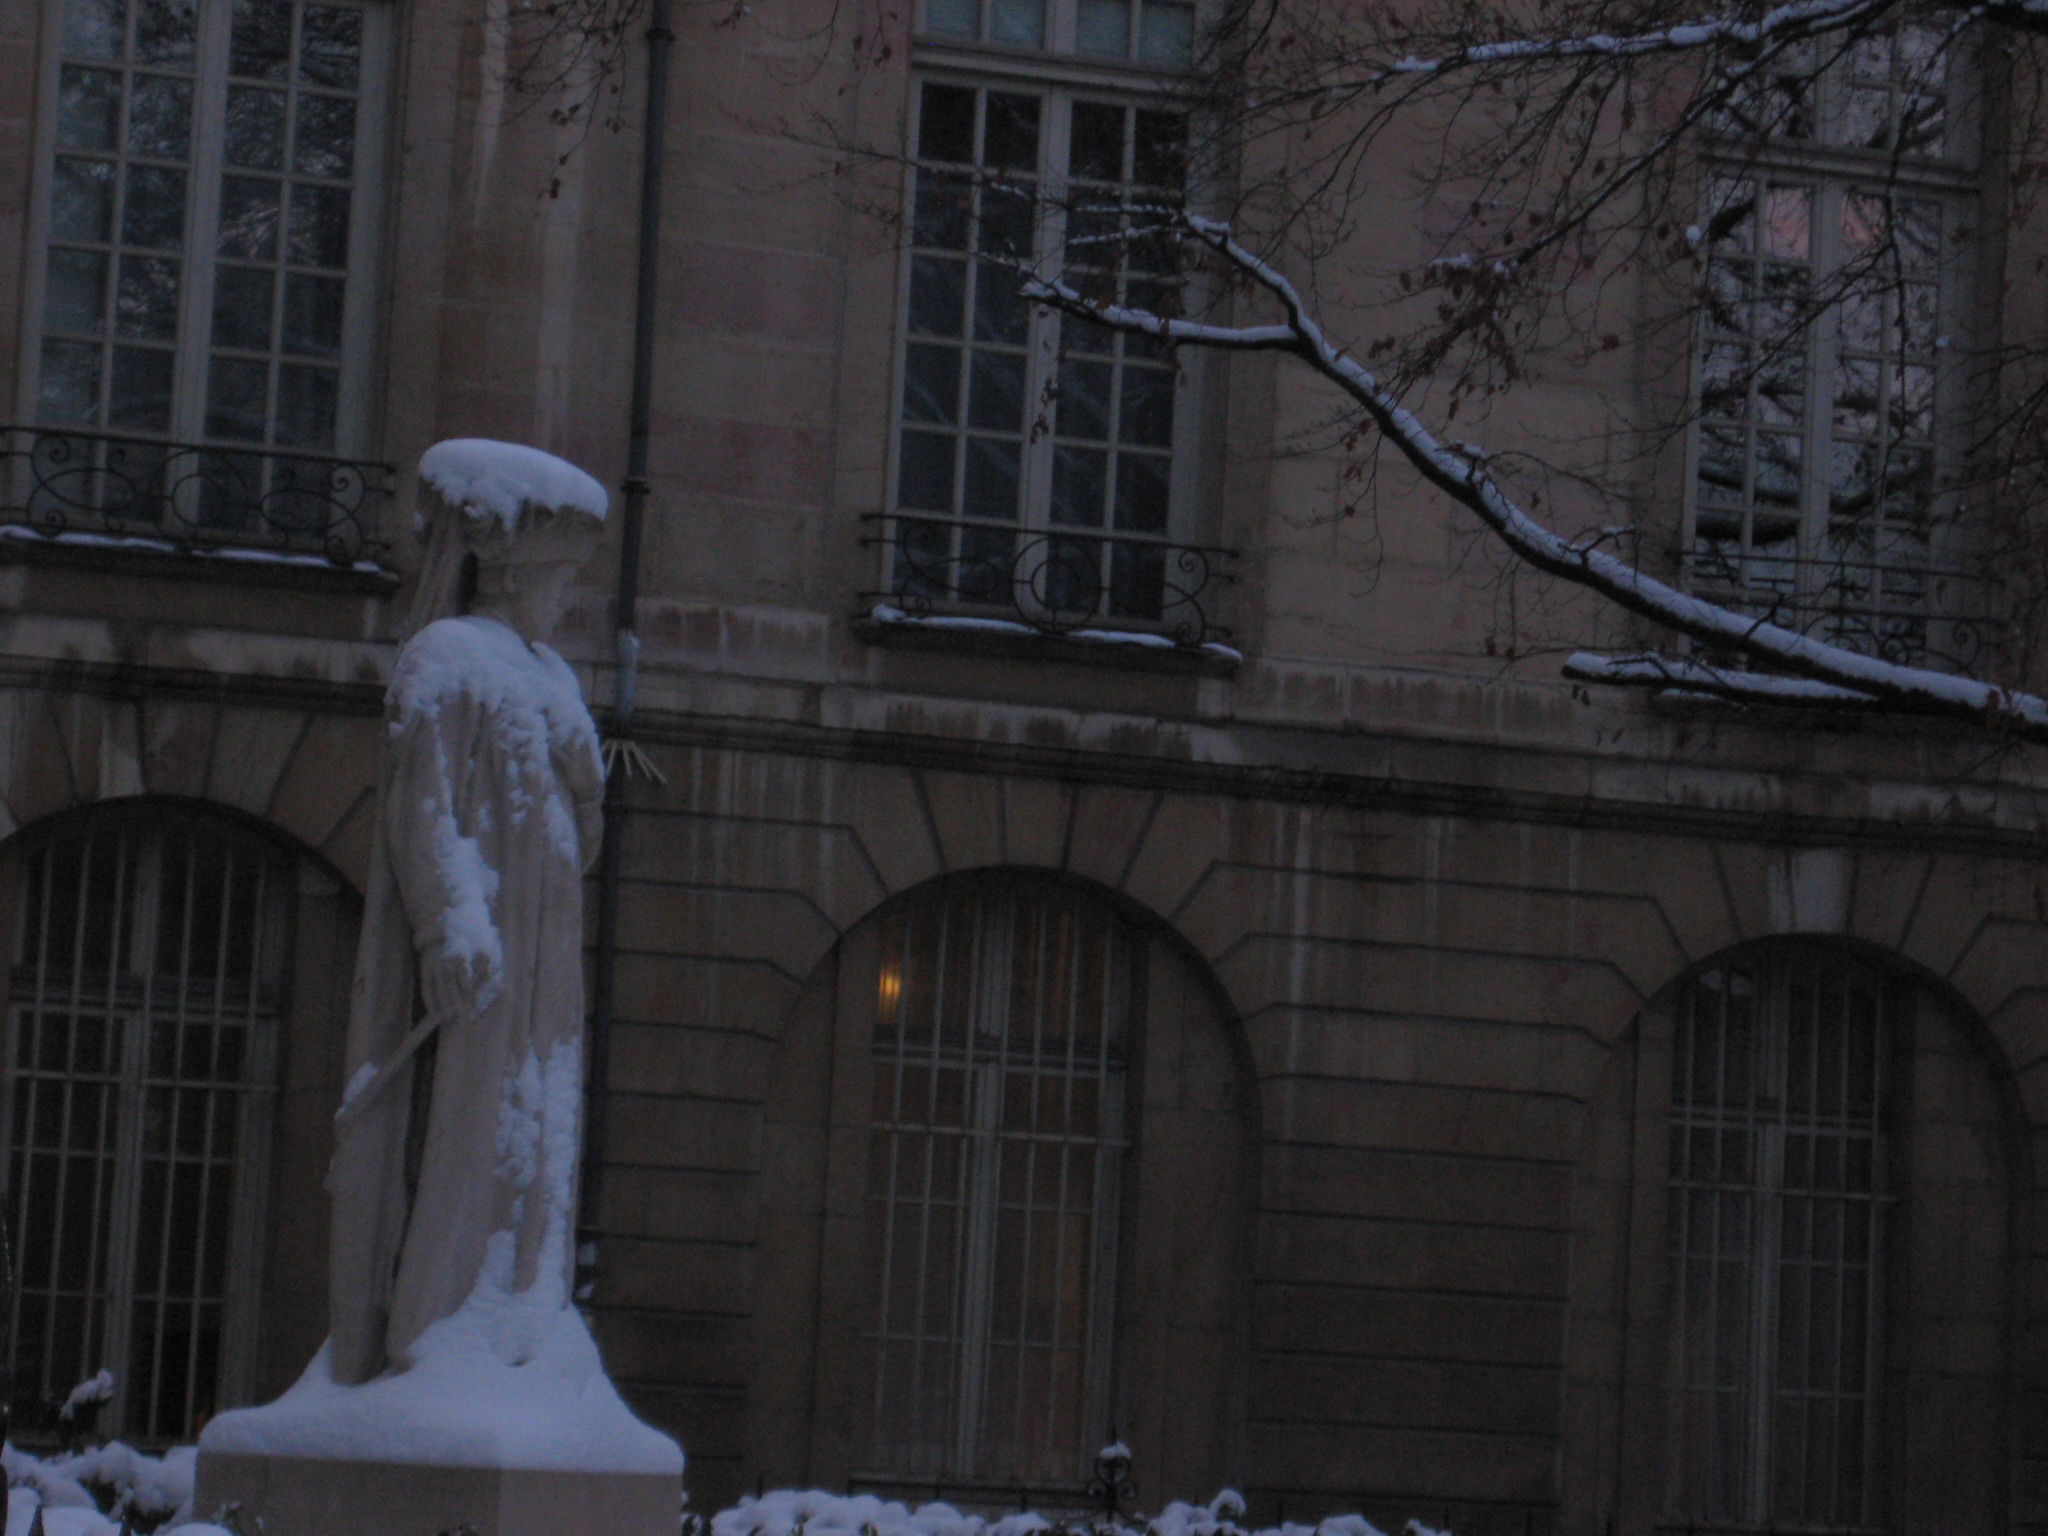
[326, 442, 608, 1385]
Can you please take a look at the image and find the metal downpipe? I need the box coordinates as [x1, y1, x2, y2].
[581, 0, 673, 1296]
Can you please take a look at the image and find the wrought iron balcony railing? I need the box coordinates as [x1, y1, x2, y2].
[863, 513, 1237, 648]
[0, 425, 393, 566]
[1684, 542, 2003, 674]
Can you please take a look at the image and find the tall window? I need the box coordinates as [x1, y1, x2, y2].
[1663, 948, 1892, 1528]
[29, 0, 385, 534]
[864, 878, 1134, 1486]
[1687, 22, 1982, 668]
[4, 809, 287, 1442]
[884, 69, 1210, 637]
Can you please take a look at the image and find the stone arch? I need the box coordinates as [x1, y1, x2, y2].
[744, 865, 1256, 1513]
[0, 690, 384, 890]
[1559, 934, 2022, 1536]
[0, 795, 364, 1432]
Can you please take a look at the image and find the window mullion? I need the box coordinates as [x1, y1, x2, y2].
[1801, 179, 1839, 600]
[174, 1, 233, 449]
[1025, 90, 1073, 545]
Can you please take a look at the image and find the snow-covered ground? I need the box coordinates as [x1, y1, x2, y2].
[3, 1437, 1445, 1536]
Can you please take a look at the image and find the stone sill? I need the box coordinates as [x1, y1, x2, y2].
[0, 525, 399, 595]
[853, 605, 1241, 677]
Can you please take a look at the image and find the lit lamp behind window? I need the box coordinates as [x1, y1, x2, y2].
[877, 955, 904, 1023]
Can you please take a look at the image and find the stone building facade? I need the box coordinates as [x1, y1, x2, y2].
[0, 0, 2044, 1532]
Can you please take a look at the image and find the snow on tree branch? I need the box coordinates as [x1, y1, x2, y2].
[1026, 212, 2048, 741]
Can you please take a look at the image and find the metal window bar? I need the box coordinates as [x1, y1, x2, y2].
[1664, 951, 1890, 1531]
[865, 881, 1132, 1485]
[4, 815, 284, 1443]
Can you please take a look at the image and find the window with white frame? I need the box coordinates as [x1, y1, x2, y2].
[4, 809, 287, 1443]
[884, 0, 1230, 646]
[1663, 948, 1893, 1529]
[23, 0, 385, 538]
[920, 0, 1196, 68]
[863, 878, 1134, 1487]
[1686, 22, 1984, 669]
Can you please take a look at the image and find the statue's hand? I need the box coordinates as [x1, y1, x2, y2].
[421, 948, 498, 1022]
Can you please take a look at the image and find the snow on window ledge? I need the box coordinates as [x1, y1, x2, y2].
[858, 603, 1242, 670]
[0, 524, 398, 588]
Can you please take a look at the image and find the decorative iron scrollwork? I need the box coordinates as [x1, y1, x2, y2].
[0, 425, 392, 566]
[866, 514, 1236, 647]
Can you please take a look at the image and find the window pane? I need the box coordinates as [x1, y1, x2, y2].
[963, 436, 1020, 519]
[923, 0, 976, 33]
[286, 182, 350, 267]
[231, 0, 292, 80]
[1070, 102, 1124, 182]
[114, 253, 180, 340]
[63, 0, 125, 60]
[909, 256, 967, 336]
[276, 364, 337, 449]
[983, 93, 1040, 173]
[218, 175, 282, 260]
[45, 248, 109, 334]
[987, 0, 1042, 45]
[919, 84, 975, 163]
[134, 0, 197, 65]
[213, 264, 275, 349]
[299, 6, 362, 87]
[109, 345, 174, 431]
[1076, 0, 1130, 57]
[127, 75, 192, 159]
[121, 164, 187, 250]
[1138, 0, 1194, 63]
[58, 67, 122, 153]
[1052, 445, 1107, 526]
[901, 342, 961, 424]
[281, 271, 343, 357]
[898, 429, 956, 511]
[292, 92, 355, 178]
[206, 355, 269, 440]
[53, 157, 116, 242]
[40, 340, 104, 424]
[226, 87, 287, 171]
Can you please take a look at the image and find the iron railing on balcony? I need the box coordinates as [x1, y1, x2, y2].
[863, 513, 1237, 648]
[0, 426, 393, 566]
[1684, 543, 2002, 674]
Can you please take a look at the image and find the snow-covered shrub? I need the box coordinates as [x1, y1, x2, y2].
[1, 1437, 206, 1536]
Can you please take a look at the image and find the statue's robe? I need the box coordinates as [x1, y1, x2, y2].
[327, 614, 605, 1384]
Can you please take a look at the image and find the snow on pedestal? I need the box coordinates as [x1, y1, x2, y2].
[196, 1274, 682, 1536]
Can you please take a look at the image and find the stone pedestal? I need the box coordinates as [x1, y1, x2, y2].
[194, 1451, 682, 1536]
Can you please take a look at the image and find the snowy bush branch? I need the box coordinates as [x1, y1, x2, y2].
[1026, 213, 2048, 739]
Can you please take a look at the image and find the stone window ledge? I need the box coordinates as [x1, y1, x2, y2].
[854, 603, 1241, 675]
[0, 525, 398, 595]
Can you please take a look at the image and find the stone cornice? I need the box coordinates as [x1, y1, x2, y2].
[6, 652, 2044, 859]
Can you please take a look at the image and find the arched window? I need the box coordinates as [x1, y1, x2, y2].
[864, 877, 1132, 1485]
[2, 806, 290, 1442]
[1663, 947, 1892, 1528]
[747, 869, 1250, 1511]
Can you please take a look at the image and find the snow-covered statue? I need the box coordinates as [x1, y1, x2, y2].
[196, 445, 679, 1532]
[325, 438, 610, 1385]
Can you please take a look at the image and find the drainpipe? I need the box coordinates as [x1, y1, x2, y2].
[581, 0, 673, 1297]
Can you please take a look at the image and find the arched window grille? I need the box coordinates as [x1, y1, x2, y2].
[4, 807, 288, 1442]
[864, 877, 1134, 1487]
[1664, 946, 1893, 1529]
